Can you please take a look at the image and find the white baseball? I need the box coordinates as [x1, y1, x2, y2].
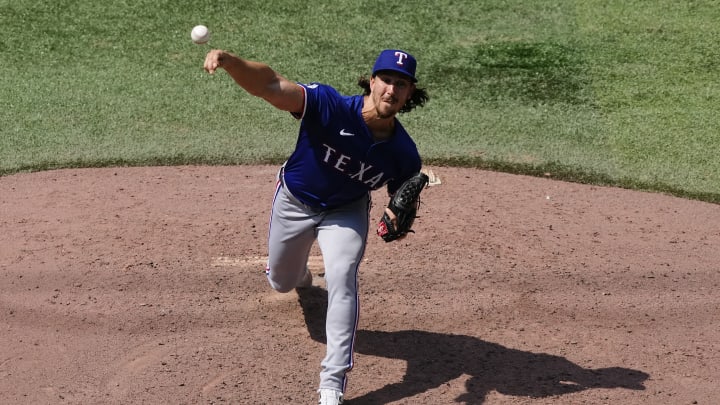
[191, 25, 210, 44]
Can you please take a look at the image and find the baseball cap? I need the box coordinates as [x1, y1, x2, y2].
[372, 49, 418, 82]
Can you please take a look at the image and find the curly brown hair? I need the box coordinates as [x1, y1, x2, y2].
[357, 75, 429, 114]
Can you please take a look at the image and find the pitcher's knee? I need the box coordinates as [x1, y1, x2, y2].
[271, 284, 295, 293]
[266, 271, 296, 293]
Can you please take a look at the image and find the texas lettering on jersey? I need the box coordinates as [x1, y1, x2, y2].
[320, 143, 386, 188]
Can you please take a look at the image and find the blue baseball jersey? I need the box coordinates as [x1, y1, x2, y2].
[282, 83, 422, 209]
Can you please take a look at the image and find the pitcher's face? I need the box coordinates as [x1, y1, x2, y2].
[369, 72, 415, 118]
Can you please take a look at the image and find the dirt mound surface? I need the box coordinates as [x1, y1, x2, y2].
[1, 165, 718, 404]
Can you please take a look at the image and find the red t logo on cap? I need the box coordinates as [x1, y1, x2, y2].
[394, 51, 408, 66]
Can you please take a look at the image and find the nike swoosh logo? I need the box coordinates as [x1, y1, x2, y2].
[339, 129, 355, 136]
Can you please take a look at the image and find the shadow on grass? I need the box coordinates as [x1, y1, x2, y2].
[297, 286, 648, 404]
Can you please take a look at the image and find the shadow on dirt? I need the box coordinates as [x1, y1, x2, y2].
[297, 286, 649, 404]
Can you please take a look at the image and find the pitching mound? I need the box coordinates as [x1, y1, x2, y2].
[1, 165, 718, 404]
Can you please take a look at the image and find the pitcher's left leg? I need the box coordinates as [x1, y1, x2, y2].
[315, 196, 370, 393]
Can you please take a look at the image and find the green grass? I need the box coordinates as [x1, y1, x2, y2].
[1, 0, 718, 203]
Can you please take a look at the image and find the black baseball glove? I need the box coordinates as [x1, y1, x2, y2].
[376, 172, 429, 242]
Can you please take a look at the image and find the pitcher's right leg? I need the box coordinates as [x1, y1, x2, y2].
[266, 183, 319, 293]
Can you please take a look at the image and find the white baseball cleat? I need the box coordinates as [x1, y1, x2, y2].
[318, 388, 343, 405]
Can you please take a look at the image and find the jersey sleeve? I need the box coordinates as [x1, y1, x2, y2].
[291, 83, 342, 125]
[290, 85, 307, 119]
